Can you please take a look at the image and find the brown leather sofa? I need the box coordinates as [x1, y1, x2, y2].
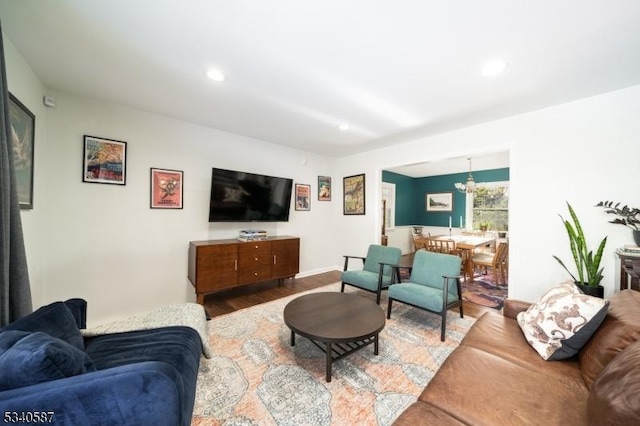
[393, 289, 640, 425]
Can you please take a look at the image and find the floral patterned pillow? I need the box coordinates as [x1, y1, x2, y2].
[517, 281, 609, 360]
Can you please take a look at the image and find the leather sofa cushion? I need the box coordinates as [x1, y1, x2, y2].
[461, 311, 585, 389]
[579, 290, 640, 389]
[587, 340, 640, 425]
[419, 345, 589, 425]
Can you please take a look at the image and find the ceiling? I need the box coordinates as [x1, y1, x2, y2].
[2, 0, 640, 165]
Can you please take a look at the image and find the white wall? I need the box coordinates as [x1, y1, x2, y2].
[37, 91, 339, 325]
[4, 34, 47, 307]
[336, 85, 640, 302]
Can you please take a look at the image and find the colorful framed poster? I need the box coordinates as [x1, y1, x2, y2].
[425, 192, 454, 212]
[8, 93, 35, 209]
[318, 176, 331, 201]
[82, 135, 127, 185]
[343, 173, 365, 215]
[295, 183, 311, 211]
[150, 168, 183, 209]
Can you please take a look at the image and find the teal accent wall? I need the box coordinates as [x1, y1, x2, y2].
[382, 171, 414, 225]
[383, 167, 509, 227]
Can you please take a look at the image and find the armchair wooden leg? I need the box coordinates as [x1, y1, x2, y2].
[376, 290, 381, 304]
[341, 282, 345, 293]
[387, 299, 393, 319]
[440, 311, 447, 342]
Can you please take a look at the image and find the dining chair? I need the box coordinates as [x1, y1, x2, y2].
[434, 239, 456, 254]
[387, 250, 463, 341]
[471, 242, 509, 285]
[341, 244, 402, 304]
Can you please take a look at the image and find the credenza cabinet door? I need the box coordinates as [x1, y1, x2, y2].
[271, 238, 300, 279]
[194, 243, 238, 293]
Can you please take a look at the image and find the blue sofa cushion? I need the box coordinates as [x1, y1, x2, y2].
[0, 331, 96, 391]
[1, 302, 85, 350]
[85, 326, 202, 426]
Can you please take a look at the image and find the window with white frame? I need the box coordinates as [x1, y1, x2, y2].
[467, 181, 509, 231]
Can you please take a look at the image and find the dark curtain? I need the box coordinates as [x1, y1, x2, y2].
[0, 22, 32, 326]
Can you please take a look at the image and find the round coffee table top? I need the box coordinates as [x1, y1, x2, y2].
[283, 292, 385, 343]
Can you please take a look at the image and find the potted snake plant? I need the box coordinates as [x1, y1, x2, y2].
[552, 202, 607, 297]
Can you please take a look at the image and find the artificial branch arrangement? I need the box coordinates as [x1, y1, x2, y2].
[595, 201, 640, 230]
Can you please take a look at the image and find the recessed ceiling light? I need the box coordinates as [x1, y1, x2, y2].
[338, 123, 350, 131]
[206, 69, 226, 82]
[481, 59, 508, 77]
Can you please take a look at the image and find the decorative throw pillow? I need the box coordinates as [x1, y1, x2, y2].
[517, 281, 609, 360]
[0, 331, 96, 391]
[1, 301, 85, 350]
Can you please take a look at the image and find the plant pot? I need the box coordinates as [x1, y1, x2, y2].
[575, 283, 604, 298]
[633, 230, 640, 247]
[498, 231, 507, 238]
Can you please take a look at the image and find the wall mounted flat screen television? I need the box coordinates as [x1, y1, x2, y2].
[209, 168, 293, 222]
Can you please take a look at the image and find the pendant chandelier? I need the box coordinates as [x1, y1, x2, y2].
[455, 158, 476, 194]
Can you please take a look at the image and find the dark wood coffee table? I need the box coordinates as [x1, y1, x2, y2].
[283, 292, 386, 382]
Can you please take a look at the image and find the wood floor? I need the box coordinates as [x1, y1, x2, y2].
[203, 269, 495, 319]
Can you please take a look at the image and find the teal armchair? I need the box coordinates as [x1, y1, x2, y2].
[387, 250, 463, 341]
[341, 245, 402, 304]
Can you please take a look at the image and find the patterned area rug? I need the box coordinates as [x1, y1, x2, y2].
[192, 282, 475, 425]
[462, 271, 508, 310]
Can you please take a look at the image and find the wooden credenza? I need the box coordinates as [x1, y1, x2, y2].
[188, 236, 300, 304]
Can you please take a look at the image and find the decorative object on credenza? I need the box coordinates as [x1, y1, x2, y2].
[294, 183, 311, 211]
[343, 173, 365, 215]
[8, 93, 35, 209]
[596, 201, 640, 246]
[425, 192, 453, 212]
[82, 135, 127, 185]
[318, 176, 331, 201]
[552, 202, 607, 297]
[150, 168, 183, 209]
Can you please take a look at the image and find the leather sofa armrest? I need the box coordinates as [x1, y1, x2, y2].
[503, 299, 531, 319]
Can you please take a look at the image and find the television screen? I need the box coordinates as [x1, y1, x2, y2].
[209, 168, 293, 222]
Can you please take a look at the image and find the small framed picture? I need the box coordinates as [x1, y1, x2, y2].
[150, 168, 184, 209]
[8, 93, 35, 209]
[343, 173, 365, 215]
[425, 192, 454, 212]
[318, 176, 331, 201]
[295, 183, 311, 211]
[82, 135, 127, 185]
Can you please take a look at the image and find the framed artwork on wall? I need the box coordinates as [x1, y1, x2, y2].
[295, 183, 311, 211]
[8, 93, 35, 209]
[150, 168, 184, 209]
[425, 192, 454, 212]
[318, 176, 331, 201]
[82, 135, 127, 185]
[343, 173, 365, 215]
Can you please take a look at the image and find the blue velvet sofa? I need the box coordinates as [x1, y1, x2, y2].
[0, 299, 202, 425]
